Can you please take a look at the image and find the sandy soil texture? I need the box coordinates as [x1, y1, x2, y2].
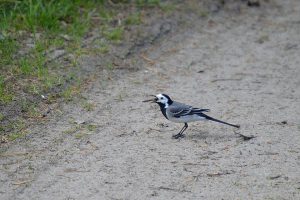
[1, 0, 300, 199]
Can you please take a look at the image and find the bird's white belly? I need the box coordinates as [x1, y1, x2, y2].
[168, 114, 207, 123]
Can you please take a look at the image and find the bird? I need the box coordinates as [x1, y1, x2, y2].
[143, 94, 240, 139]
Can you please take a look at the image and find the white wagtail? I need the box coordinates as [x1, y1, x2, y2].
[143, 94, 240, 139]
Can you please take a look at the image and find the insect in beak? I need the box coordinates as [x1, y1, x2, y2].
[142, 95, 157, 103]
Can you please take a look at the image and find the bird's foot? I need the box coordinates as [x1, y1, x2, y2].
[172, 133, 185, 139]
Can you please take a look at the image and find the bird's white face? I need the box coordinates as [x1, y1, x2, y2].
[156, 94, 169, 105]
[142, 93, 172, 108]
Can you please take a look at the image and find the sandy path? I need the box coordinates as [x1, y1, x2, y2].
[1, 1, 300, 199]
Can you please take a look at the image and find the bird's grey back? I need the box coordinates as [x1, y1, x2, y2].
[170, 101, 191, 109]
[167, 101, 192, 115]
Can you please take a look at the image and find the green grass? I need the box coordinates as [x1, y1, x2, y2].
[20, 98, 34, 113]
[105, 62, 114, 70]
[0, 0, 165, 106]
[98, 44, 110, 54]
[103, 27, 124, 41]
[0, 0, 177, 139]
[91, 39, 110, 54]
[82, 101, 95, 111]
[0, 75, 14, 103]
[19, 58, 34, 75]
[86, 124, 97, 131]
[61, 85, 81, 101]
[99, 8, 115, 22]
[0, 37, 18, 67]
[0, 113, 4, 121]
[0, 0, 98, 34]
[125, 13, 142, 25]
[18, 0, 65, 32]
[63, 122, 97, 139]
[135, 0, 161, 7]
[4, 119, 26, 141]
[159, 2, 176, 13]
[8, 132, 26, 141]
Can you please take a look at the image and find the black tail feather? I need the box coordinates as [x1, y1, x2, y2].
[199, 113, 240, 128]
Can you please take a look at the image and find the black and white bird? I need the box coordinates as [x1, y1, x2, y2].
[143, 94, 240, 139]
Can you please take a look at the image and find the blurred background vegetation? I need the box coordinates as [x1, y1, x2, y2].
[0, 0, 172, 140]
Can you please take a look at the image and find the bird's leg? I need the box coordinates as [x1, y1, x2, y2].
[173, 123, 188, 139]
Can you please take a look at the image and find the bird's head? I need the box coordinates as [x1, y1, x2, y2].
[143, 94, 173, 107]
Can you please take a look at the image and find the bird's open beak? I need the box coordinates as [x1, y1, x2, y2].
[142, 95, 157, 103]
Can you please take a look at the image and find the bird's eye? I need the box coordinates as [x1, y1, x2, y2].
[160, 97, 163, 100]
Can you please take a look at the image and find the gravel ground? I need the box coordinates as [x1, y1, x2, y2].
[1, 0, 300, 199]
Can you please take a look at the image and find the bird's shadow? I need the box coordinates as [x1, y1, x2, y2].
[186, 130, 238, 141]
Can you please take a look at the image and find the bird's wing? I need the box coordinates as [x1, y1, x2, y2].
[190, 108, 210, 114]
[168, 103, 193, 118]
[169, 103, 210, 118]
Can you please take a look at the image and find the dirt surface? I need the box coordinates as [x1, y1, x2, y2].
[1, 0, 300, 199]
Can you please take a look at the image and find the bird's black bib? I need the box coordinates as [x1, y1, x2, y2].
[157, 103, 168, 120]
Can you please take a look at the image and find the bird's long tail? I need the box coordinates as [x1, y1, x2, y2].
[202, 114, 240, 128]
